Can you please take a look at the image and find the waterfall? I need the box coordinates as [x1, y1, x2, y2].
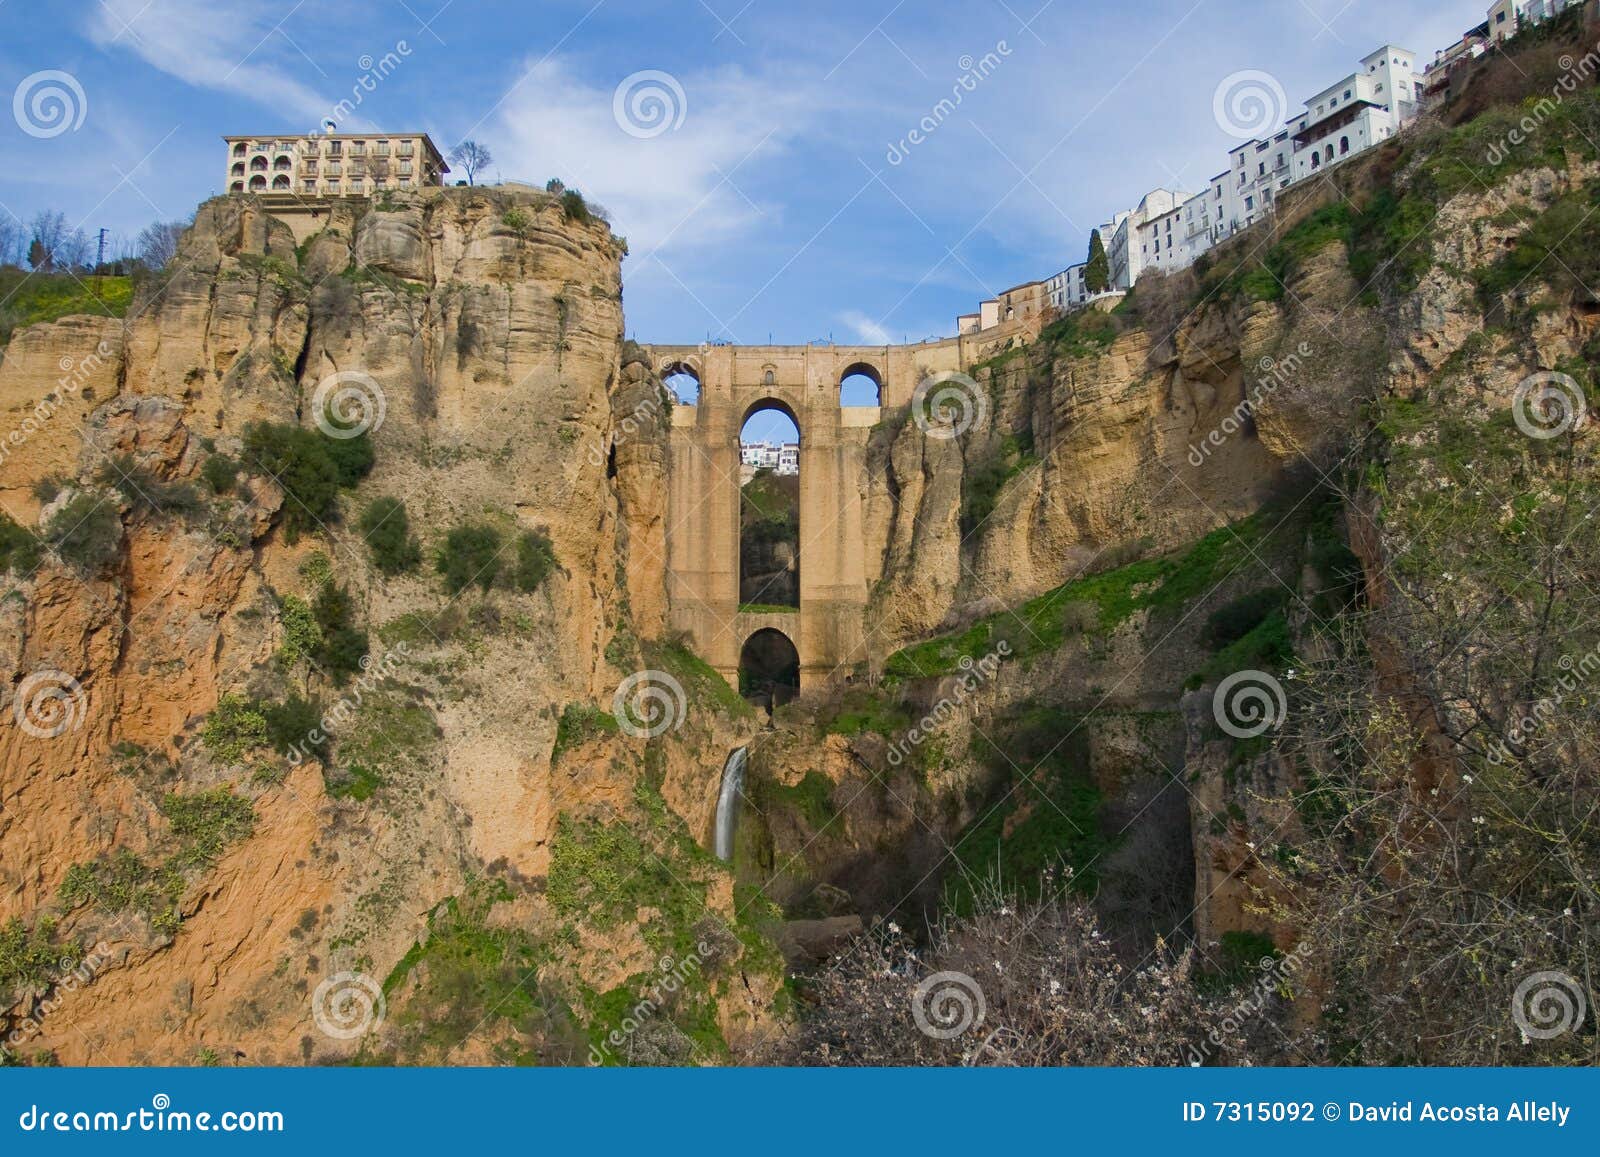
[713, 746, 748, 861]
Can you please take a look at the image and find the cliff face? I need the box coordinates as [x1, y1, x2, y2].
[0, 188, 780, 1065]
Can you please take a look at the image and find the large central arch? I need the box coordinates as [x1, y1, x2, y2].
[738, 399, 800, 613]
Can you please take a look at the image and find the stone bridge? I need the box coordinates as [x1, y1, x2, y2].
[641, 335, 1008, 691]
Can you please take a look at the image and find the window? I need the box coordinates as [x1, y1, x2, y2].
[327, 140, 342, 155]
[1340, 135, 1351, 155]
[232, 142, 246, 156]
[1245, 196, 1254, 211]
[303, 180, 316, 192]
[350, 140, 365, 155]
[231, 162, 244, 176]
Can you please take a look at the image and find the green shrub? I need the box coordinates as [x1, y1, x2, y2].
[436, 523, 503, 594]
[277, 594, 323, 667]
[1202, 588, 1288, 651]
[43, 493, 121, 573]
[261, 694, 325, 756]
[359, 497, 422, 575]
[160, 789, 256, 872]
[312, 584, 368, 682]
[0, 513, 42, 576]
[95, 454, 204, 518]
[552, 703, 619, 760]
[201, 454, 238, 495]
[0, 916, 79, 995]
[58, 849, 179, 921]
[324, 762, 382, 801]
[512, 529, 556, 592]
[241, 422, 371, 542]
[559, 189, 591, 223]
[201, 694, 268, 762]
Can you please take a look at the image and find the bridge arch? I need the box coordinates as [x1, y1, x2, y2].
[660, 360, 701, 405]
[839, 360, 884, 407]
[739, 627, 800, 709]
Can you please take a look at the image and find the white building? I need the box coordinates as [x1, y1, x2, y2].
[1137, 192, 1218, 276]
[1108, 190, 1186, 289]
[1045, 262, 1091, 311]
[740, 441, 799, 476]
[1289, 47, 1423, 183]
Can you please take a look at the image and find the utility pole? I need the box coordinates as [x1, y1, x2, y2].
[95, 228, 107, 270]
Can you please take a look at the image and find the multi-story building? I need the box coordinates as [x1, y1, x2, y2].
[1108, 190, 1187, 289]
[1424, 24, 1490, 104]
[1289, 46, 1423, 183]
[1044, 262, 1091, 311]
[224, 132, 449, 196]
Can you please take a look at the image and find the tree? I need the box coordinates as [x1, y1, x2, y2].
[448, 140, 492, 186]
[1084, 228, 1110, 294]
[0, 218, 23, 267]
[27, 211, 88, 272]
[136, 219, 188, 270]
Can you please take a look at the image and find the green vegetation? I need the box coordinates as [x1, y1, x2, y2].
[0, 270, 133, 346]
[0, 916, 79, 996]
[200, 453, 239, 495]
[1476, 180, 1600, 300]
[200, 694, 269, 762]
[0, 512, 42, 576]
[241, 421, 373, 542]
[738, 603, 797, 615]
[885, 513, 1288, 679]
[359, 496, 422, 576]
[552, 702, 620, 760]
[311, 583, 369, 683]
[559, 189, 591, 224]
[260, 694, 325, 756]
[42, 492, 121, 574]
[1084, 228, 1109, 293]
[378, 880, 560, 1064]
[95, 455, 204, 518]
[960, 431, 1038, 537]
[59, 790, 255, 934]
[511, 529, 557, 593]
[643, 638, 751, 720]
[1036, 307, 1120, 359]
[276, 594, 322, 667]
[947, 705, 1110, 909]
[748, 770, 837, 830]
[436, 522, 501, 594]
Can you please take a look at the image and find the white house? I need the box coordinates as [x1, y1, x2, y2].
[1289, 46, 1423, 184]
[1108, 190, 1187, 289]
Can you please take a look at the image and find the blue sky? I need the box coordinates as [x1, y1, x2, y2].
[2, 0, 1478, 352]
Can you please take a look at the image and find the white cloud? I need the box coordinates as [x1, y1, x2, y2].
[479, 57, 824, 256]
[86, 0, 333, 125]
[840, 310, 892, 345]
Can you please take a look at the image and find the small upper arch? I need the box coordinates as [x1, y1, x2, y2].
[839, 360, 883, 407]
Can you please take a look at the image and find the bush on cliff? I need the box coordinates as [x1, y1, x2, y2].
[359, 496, 422, 575]
[241, 422, 372, 542]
